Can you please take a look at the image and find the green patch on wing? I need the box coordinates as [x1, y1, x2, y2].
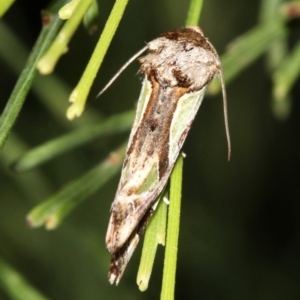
[134, 78, 151, 127]
[170, 88, 206, 162]
[136, 162, 159, 194]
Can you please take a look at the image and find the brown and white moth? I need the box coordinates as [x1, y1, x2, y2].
[104, 26, 231, 285]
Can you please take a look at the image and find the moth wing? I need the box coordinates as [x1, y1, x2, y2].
[106, 85, 207, 253]
[106, 154, 165, 253]
[169, 87, 207, 163]
[126, 77, 152, 143]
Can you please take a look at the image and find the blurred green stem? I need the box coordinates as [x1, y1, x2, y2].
[38, 0, 92, 74]
[0, 0, 15, 17]
[0, 9, 63, 150]
[259, 0, 287, 73]
[186, 0, 203, 26]
[83, 0, 99, 34]
[12, 110, 134, 172]
[67, 0, 129, 119]
[272, 41, 300, 118]
[208, 17, 286, 94]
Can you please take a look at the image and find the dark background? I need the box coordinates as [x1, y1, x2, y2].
[1, 0, 300, 299]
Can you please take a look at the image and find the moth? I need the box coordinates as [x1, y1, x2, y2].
[102, 26, 231, 285]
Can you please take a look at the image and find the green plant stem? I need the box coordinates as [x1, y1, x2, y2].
[59, 0, 80, 19]
[38, 0, 92, 74]
[0, 21, 100, 129]
[161, 155, 183, 300]
[185, 0, 203, 26]
[137, 196, 167, 291]
[259, 0, 287, 73]
[259, 0, 283, 21]
[0, 10, 63, 150]
[0, 0, 15, 17]
[273, 40, 300, 118]
[67, 0, 129, 119]
[12, 110, 134, 172]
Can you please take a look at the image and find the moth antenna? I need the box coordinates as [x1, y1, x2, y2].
[96, 46, 148, 98]
[219, 70, 231, 161]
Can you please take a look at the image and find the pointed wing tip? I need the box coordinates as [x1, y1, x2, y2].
[108, 269, 121, 285]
